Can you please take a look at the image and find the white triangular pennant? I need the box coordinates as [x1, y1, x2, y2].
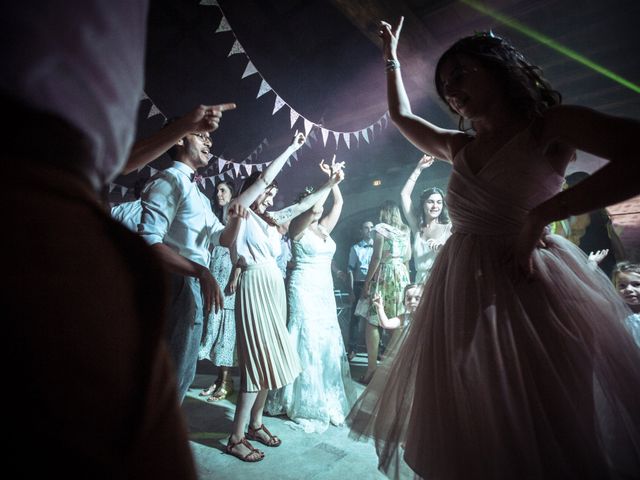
[108, 184, 116, 193]
[245, 164, 253, 175]
[120, 186, 127, 197]
[257, 79, 271, 98]
[361, 128, 370, 143]
[321, 128, 329, 146]
[343, 133, 351, 149]
[290, 110, 300, 128]
[309, 130, 318, 141]
[218, 158, 226, 172]
[333, 131, 340, 146]
[286, 159, 291, 167]
[140, 91, 149, 101]
[147, 104, 161, 118]
[273, 96, 286, 114]
[228, 40, 244, 56]
[303, 118, 313, 136]
[233, 163, 241, 175]
[255, 164, 263, 172]
[352, 132, 359, 148]
[242, 61, 258, 79]
[149, 167, 158, 176]
[215, 17, 231, 33]
[292, 151, 298, 161]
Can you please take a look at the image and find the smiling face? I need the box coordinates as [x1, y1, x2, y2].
[423, 193, 443, 221]
[253, 186, 278, 214]
[438, 54, 502, 121]
[215, 183, 232, 207]
[183, 132, 212, 169]
[615, 271, 640, 309]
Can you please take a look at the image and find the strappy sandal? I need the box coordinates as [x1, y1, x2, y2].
[206, 378, 233, 402]
[246, 424, 282, 447]
[225, 437, 264, 462]
[199, 378, 221, 397]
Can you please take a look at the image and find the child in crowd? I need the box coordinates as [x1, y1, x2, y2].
[612, 262, 640, 346]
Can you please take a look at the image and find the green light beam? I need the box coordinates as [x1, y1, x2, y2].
[460, 0, 640, 94]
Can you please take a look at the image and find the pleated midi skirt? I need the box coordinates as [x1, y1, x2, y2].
[236, 260, 301, 392]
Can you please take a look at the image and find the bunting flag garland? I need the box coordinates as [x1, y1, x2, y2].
[203, 1, 388, 151]
[273, 96, 286, 114]
[290, 110, 300, 128]
[228, 40, 244, 56]
[115, 0, 399, 198]
[321, 128, 329, 146]
[242, 61, 258, 79]
[147, 103, 162, 119]
[257, 79, 272, 98]
[215, 17, 231, 33]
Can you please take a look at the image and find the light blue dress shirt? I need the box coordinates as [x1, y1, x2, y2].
[138, 161, 224, 267]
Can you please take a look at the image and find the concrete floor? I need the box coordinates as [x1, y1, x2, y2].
[183, 355, 386, 480]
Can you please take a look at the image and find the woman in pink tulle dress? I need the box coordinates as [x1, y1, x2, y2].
[348, 17, 640, 480]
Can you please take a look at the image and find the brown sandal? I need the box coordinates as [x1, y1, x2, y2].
[247, 424, 281, 447]
[206, 379, 233, 402]
[225, 437, 264, 462]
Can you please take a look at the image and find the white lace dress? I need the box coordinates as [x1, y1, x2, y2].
[266, 226, 357, 433]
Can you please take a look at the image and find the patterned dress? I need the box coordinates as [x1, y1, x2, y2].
[367, 223, 411, 326]
[198, 245, 236, 367]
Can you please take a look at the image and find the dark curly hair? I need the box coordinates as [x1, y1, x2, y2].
[419, 187, 450, 226]
[435, 32, 561, 129]
[240, 171, 279, 226]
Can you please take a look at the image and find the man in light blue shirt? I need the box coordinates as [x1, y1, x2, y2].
[346, 220, 374, 359]
[138, 125, 237, 402]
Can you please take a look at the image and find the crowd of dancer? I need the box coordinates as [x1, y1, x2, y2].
[6, 2, 640, 479]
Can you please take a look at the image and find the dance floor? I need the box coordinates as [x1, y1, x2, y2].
[185, 356, 384, 479]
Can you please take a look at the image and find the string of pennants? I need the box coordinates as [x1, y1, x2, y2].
[110, 92, 274, 198]
[200, 0, 390, 149]
[110, 0, 390, 199]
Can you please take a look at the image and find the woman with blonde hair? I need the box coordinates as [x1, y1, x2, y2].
[359, 200, 411, 384]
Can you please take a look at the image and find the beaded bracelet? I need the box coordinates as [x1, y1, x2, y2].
[385, 59, 400, 72]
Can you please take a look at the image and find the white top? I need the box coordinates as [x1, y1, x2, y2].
[625, 313, 640, 348]
[0, 1, 148, 189]
[138, 162, 224, 267]
[348, 239, 374, 283]
[111, 200, 142, 233]
[233, 210, 282, 268]
[413, 223, 452, 283]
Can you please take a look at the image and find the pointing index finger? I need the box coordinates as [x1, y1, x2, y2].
[212, 103, 237, 112]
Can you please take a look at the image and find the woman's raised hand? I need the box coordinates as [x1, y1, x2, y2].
[379, 16, 404, 61]
[320, 154, 346, 177]
[290, 130, 306, 150]
[417, 154, 435, 170]
[329, 168, 345, 186]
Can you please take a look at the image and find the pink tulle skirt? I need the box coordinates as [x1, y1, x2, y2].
[348, 233, 640, 479]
